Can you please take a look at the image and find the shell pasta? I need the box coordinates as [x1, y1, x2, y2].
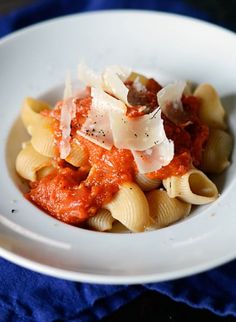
[16, 142, 52, 182]
[21, 97, 51, 134]
[15, 65, 233, 232]
[162, 168, 218, 205]
[146, 190, 191, 228]
[87, 209, 114, 232]
[201, 129, 233, 174]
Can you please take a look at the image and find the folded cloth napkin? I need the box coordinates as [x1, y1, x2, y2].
[0, 0, 236, 321]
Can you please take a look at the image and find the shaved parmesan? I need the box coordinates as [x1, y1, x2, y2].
[77, 64, 131, 105]
[59, 98, 76, 159]
[132, 139, 174, 174]
[63, 72, 73, 100]
[110, 108, 166, 151]
[77, 87, 126, 150]
[102, 66, 131, 106]
[75, 64, 175, 172]
[78, 63, 103, 88]
[92, 87, 126, 113]
[157, 81, 186, 123]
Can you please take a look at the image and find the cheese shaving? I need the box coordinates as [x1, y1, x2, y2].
[63, 71, 73, 100]
[75, 64, 175, 172]
[59, 98, 77, 159]
[78, 63, 103, 88]
[78, 87, 126, 150]
[102, 66, 131, 106]
[110, 108, 166, 151]
[157, 80, 186, 123]
[131, 139, 174, 174]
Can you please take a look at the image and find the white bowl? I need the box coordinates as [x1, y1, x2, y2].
[0, 10, 236, 284]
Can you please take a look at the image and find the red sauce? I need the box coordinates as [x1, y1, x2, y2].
[27, 83, 209, 226]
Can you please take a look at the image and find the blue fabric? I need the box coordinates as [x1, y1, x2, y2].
[0, 0, 210, 38]
[0, 1, 236, 321]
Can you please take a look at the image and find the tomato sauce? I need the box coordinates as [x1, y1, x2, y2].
[27, 85, 209, 226]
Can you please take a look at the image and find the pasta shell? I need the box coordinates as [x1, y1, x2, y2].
[201, 129, 233, 174]
[65, 140, 88, 167]
[21, 97, 51, 134]
[135, 173, 161, 192]
[163, 168, 218, 205]
[194, 83, 227, 129]
[104, 182, 150, 232]
[87, 209, 114, 232]
[37, 165, 55, 180]
[16, 142, 52, 181]
[146, 190, 191, 228]
[31, 118, 55, 157]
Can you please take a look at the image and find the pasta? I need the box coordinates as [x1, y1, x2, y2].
[135, 173, 161, 192]
[87, 209, 115, 232]
[37, 165, 55, 180]
[104, 182, 151, 232]
[146, 190, 191, 228]
[16, 142, 52, 181]
[15, 65, 233, 233]
[21, 97, 51, 134]
[31, 126, 55, 157]
[193, 83, 227, 130]
[163, 168, 218, 205]
[201, 129, 233, 174]
[65, 139, 88, 167]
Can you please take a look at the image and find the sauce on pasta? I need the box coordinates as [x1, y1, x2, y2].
[27, 83, 209, 225]
[16, 67, 233, 232]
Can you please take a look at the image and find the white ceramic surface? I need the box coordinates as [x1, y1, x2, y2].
[0, 10, 236, 284]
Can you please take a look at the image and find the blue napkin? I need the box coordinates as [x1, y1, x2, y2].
[1, 1, 236, 321]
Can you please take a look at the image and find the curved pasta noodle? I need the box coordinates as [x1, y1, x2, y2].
[16, 142, 52, 181]
[194, 83, 227, 129]
[21, 97, 51, 134]
[37, 165, 55, 180]
[87, 209, 114, 231]
[146, 190, 191, 228]
[104, 182, 150, 232]
[163, 168, 218, 205]
[65, 140, 88, 167]
[31, 118, 55, 157]
[135, 173, 161, 192]
[201, 129, 233, 174]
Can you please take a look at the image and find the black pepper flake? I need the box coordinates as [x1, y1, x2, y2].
[129, 187, 133, 190]
[11, 209, 16, 213]
[134, 133, 138, 137]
